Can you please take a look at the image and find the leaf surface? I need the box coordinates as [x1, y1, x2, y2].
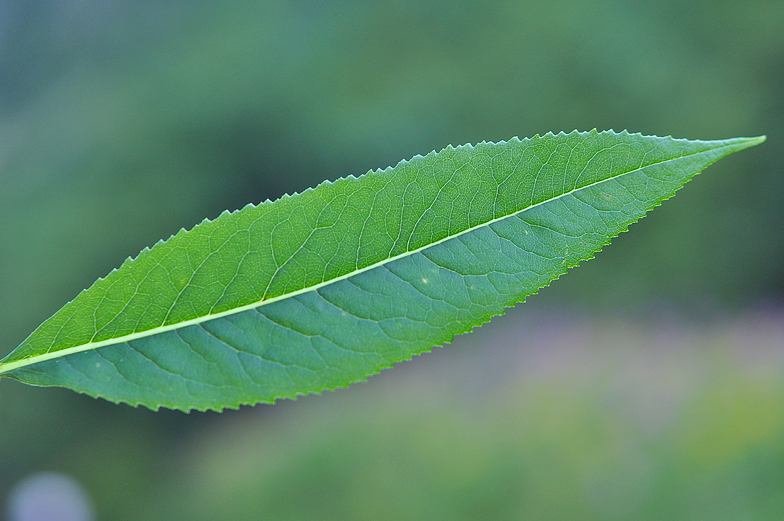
[0, 131, 764, 411]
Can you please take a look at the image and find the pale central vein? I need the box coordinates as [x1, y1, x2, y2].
[0, 142, 735, 374]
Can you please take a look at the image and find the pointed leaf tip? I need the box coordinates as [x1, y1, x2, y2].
[0, 131, 764, 411]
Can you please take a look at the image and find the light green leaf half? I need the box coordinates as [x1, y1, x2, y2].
[0, 130, 765, 411]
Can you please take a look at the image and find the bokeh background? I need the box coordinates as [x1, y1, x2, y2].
[1, 1, 783, 519]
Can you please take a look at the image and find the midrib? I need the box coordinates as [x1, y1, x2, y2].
[0, 142, 736, 373]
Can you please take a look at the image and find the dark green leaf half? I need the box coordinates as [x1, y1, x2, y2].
[0, 130, 765, 411]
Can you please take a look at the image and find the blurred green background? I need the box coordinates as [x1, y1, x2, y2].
[1, 1, 782, 519]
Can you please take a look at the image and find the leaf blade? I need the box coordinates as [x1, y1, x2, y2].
[0, 131, 765, 410]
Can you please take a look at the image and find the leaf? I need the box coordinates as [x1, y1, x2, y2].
[0, 131, 765, 411]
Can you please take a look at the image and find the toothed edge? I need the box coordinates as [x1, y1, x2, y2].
[9, 129, 754, 319]
[1, 131, 765, 411]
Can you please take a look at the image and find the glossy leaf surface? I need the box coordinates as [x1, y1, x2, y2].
[0, 131, 764, 411]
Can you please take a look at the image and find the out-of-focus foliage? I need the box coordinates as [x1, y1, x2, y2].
[1, 1, 781, 351]
[0, 1, 782, 519]
[7, 307, 784, 520]
[142, 310, 784, 521]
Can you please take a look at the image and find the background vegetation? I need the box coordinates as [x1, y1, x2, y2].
[1, 2, 782, 519]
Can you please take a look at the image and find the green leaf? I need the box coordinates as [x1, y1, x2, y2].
[0, 131, 765, 411]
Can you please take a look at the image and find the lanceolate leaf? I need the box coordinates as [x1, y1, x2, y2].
[0, 131, 764, 411]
